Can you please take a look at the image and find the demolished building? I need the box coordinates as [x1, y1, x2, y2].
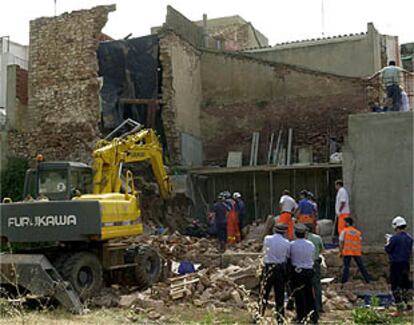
[2, 5, 412, 242]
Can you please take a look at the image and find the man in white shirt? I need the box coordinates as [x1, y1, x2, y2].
[279, 190, 297, 240]
[259, 223, 290, 323]
[335, 180, 350, 236]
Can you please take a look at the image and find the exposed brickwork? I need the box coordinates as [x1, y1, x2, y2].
[15, 66, 28, 105]
[200, 51, 372, 165]
[159, 32, 180, 165]
[159, 31, 202, 165]
[7, 5, 115, 162]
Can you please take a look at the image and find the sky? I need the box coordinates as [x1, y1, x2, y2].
[1, 0, 413, 46]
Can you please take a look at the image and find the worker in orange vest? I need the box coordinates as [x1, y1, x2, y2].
[339, 217, 371, 284]
[223, 191, 240, 245]
[295, 190, 317, 232]
[278, 190, 297, 240]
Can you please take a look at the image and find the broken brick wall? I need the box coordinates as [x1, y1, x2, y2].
[7, 5, 115, 163]
[159, 31, 203, 165]
[200, 50, 372, 165]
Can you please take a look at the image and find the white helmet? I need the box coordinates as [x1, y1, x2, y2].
[392, 216, 407, 229]
[233, 192, 241, 199]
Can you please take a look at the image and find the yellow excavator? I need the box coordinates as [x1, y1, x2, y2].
[0, 128, 172, 313]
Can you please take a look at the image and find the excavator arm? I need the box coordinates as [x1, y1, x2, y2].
[92, 129, 172, 199]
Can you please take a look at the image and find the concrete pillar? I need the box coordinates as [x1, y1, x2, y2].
[367, 22, 382, 73]
[202, 14, 208, 48]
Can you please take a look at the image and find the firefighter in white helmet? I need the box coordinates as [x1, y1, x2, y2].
[233, 192, 247, 239]
[385, 216, 413, 313]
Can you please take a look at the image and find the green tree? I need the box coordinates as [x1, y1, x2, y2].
[0, 157, 28, 201]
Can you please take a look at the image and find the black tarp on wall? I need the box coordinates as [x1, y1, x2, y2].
[97, 35, 160, 129]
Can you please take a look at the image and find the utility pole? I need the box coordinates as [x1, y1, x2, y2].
[54, 0, 57, 16]
[321, 0, 325, 36]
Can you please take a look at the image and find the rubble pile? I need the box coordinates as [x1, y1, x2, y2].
[140, 195, 194, 233]
[120, 233, 262, 265]
[100, 233, 393, 320]
[91, 254, 261, 316]
[322, 248, 389, 280]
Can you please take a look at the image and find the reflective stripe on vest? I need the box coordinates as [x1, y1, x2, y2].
[343, 226, 362, 256]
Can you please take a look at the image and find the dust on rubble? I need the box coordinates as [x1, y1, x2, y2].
[90, 232, 397, 324]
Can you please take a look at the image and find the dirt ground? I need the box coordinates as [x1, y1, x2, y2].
[0, 304, 357, 325]
[1, 303, 413, 324]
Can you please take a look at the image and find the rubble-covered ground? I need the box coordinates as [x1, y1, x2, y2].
[1, 233, 413, 324]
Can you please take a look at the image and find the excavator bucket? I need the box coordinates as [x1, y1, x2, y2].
[0, 254, 83, 314]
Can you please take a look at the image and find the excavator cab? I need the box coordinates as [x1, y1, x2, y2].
[23, 162, 93, 201]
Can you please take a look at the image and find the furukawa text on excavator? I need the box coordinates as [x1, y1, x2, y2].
[0, 128, 172, 313]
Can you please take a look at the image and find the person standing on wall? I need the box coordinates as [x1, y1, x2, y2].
[279, 190, 297, 241]
[296, 190, 317, 232]
[305, 223, 324, 314]
[258, 223, 290, 324]
[290, 224, 318, 324]
[335, 180, 350, 237]
[339, 217, 371, 285]
[370, 61, 413, 111]
[385, 216, 413, 313]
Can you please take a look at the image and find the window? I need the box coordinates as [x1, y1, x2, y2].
[70, 169, 93, 195]
[38, 170, 67, 194]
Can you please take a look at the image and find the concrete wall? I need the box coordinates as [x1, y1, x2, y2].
[343, 112, 413, 243]
[200, 50, 371, 164]
[245, 23, 387, 78]
[159, 31, 203, 165]
[163, 5, 203, 47]
[0, 38, 28, 110]
[5, 65, 28, 132]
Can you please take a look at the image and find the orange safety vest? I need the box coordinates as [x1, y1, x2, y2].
[297, 214, 315, 225]
[227, 200, 240, 244]
[342, 226, 362, 256]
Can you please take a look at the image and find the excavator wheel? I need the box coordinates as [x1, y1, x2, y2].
[133, 246, 161, 290]
[56, 251, 103, 300]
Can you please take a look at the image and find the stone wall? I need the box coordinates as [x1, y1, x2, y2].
[159, 31, 203, 165]
[7, 5, 115, 163]
[200, 50, 371, 165]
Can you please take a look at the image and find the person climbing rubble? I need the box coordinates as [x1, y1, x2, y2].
[296, 190, 317, 232]
[305, 223, 324, 314]
[211, 192, 228, 253]
[290, 223, 318, 324]
[385, 216, 413, 313]
[223, 191, 241, 245]
[233, 192, 247, 238]
[258, 223, 290, 324]
[339, 217, 371, 285]
[278, 189, 297, 240]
